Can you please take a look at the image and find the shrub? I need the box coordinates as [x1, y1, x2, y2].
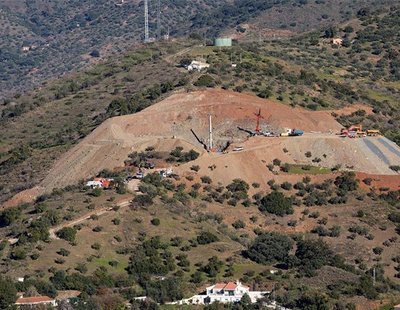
[281, 182, 292, 190]
[197, 231, 219, 245]
[57, 248, 70, 257]
[56, 227, 77, 243]
[244, 232, 294, 264]
[259, 192, 294, 216]
[272, 158, 281, 166]
[226, 179, 249, 193]
[200, 176, 212, 184]
[334, 172, 358, 192]
[190, 165, 200, 172]
[372, 247, 383, 255]
[92, 226, 103, 232]
[232, 220, 245, 229]
[194, 74, 215, 87]
[0, 207, 22, 227]
[388, 212, 400, 224]
[90, 188, 103, 197]
[295, 239, 335, 276]
[11, 247, 27, 260]
[151, 218, 160, 226]
[91, 243, 101, 250]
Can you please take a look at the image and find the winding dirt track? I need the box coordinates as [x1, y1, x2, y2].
[48, 199, 131, 239]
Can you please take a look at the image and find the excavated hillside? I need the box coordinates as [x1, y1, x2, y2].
[4, 89, 400, 207]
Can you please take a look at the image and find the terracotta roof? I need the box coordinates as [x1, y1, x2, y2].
[15, 296, 55, 304]
[224, 282, 237, 290]
[214, 283, 226, 289]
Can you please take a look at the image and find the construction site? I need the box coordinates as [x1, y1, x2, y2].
[5, 89, 400, 206]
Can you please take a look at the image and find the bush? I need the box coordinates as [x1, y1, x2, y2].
[281, 182, 292, 190]
[11, 247, 27, 260]
[244, 232, 294, 264]
[92, 226, 103, 232]
[194, 75, 215, 87]
[151, 218, 160, 226]
[91, 243, 101, 250]
[388, 212, 400, 224]
[200, 176, 212, 184]
[190, 165, 200, 172]
[232, 220, 245, 229]
[197, 231, 219, 245]
[259, 192, 294, 216]
[56, 227, 77, 243]
[57, 248, 70, 257]
[0, 207, 22, 227]
[90, 188, 103, 197]
[295, 239, 336, 276]
[372, 247, 383, 255]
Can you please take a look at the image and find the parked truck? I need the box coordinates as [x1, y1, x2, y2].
[281, 128, 304, 137]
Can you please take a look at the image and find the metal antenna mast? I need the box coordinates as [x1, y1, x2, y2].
[209, 114, 213, 151]
[157, 0, 161, 40]
[144, 0, 149, 42]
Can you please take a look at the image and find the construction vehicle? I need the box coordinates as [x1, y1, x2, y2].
[340, 124, 366, 138]
[367, 129, 380, 136]
[280, 128, 304, 137]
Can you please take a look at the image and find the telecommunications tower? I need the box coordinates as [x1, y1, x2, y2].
[144, 0, 149, 42]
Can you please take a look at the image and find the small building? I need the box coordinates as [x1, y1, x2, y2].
[15, 296, 57, 308]
[170, 280, 268, 305]
[332, 38, 343, 46]
[188, 60, 210, 72]
[215, 37, 232, 47]
[85, 177, 113, 189]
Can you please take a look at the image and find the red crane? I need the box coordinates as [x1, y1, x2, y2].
[254, 108, 264, 134]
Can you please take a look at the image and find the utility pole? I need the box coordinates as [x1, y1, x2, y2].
[209, 114, 213, 151]
[157, 0, 161, 40]
[144, 0, 149, 42]
[373, 267, 376, 286]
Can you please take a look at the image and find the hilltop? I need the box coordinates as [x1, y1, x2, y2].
[4, 89, 400, 208]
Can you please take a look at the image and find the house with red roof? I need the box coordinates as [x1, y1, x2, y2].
[170, 280, 268, 305]
[15, 295, 57, 308]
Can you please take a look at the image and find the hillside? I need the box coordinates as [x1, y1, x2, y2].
[0, 0, 391, 99]
[1, 4, 400, 309]
[4, 89, 400, 209]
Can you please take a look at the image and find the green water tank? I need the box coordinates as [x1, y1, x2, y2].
[214, 37, 232, 47]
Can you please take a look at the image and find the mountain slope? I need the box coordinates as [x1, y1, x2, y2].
[0, 0, 391, 99]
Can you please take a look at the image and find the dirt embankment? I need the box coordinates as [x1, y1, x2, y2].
[3, 89, 399, 208]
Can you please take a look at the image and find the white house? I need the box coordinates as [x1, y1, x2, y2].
[187, 60, 210, 72]
[170, 280, 268, 305]
[15, 296, 57, 308]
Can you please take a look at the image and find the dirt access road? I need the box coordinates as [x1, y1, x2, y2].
[48, 199, 131, 239]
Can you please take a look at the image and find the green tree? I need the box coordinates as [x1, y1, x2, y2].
[245, 232, 294, 264]
[0, 207, 22, 226]
[194, 75, 215, 87]
[56, 227, 77, 243]
[197, 231, 219, 245]
[0, 276, 17, 309]
[259, 192, 294, 216]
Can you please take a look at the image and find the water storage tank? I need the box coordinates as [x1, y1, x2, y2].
[214, 37, 232, 47]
